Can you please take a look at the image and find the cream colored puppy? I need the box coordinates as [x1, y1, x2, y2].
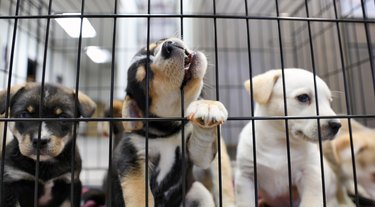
[325, 119, 375, 200]
[236, 69, 352, 207]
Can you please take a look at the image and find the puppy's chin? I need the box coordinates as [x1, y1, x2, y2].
[18, 139, 66, 161]
[292, 129, 337, 143]
[292, 130, 319, 143]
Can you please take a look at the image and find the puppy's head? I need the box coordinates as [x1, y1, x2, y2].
[333, 126, 375, 198]
[244, 68, 341, 142]
[0, 83, 96, 161]
[123, 38, 207, 132]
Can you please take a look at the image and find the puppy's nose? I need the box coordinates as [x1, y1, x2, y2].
[32, 138, 50, 148]
[162, 41, 174, 58]
[328, 121, 341, 135]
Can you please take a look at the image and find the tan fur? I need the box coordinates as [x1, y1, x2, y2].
[326, 119, 375, 199]
[55, 108, 63, 116]
[121, 164, 154, 207]
[27, 106, 35, 113]
[245, 70, 282, 104]
[150, 75, 203, 118]
[136, 66, 146, 82]
[122, 96, 144, 132]
[212, 140, 235, 207]
[144, 43, 157, 51]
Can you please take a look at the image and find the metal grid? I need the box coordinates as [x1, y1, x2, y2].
[0, 0, 374, 206]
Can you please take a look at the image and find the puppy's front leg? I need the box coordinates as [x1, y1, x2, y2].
[297, 167, 326, 207]
[117, 158, 154, 207]
[186, 100, 228, 169]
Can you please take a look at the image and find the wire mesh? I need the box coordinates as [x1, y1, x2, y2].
[0, 0, 374, 206]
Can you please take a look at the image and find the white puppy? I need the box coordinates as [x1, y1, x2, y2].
[235, 69, 352, 207]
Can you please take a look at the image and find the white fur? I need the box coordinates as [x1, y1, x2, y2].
[236, 69, 346, 207]
[130, 131, 187, 184]
[184, 182, 215, 207]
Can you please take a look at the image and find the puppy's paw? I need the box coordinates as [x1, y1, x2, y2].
[186, 100, 228, 128]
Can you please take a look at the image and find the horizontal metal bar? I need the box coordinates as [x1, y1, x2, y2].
[0, 13, 375, 24]
[0, 114, 374, 122]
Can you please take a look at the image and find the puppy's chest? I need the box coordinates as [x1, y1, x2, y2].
[148, 134, 189, 185]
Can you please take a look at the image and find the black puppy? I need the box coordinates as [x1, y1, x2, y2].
[111, 38, 228, 206]
[0, 83, 96, 207]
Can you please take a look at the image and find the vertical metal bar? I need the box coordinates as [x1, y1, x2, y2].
[34, 0, 53, 206]
[145, 0, 151, 206]
[332, 0, 359, 205]
[360, 0, 375, 93]
[179, 0, 186, 206]
[106, 0, 118, 206]
[244, 0, 258, 206]
[212, 0, 223, 206]
[350, 18, 368, 121]
[274, 0, 293, 206]
[71, 0, 86, 205]
[303, 1, 327, 206]
[0, 0, 20, 204]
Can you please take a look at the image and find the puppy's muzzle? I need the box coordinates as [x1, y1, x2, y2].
[161, 40, 184, 59]
[328, 120, 341, 136]
[32, 137, 51, 148]
[319, 120, 342, 141]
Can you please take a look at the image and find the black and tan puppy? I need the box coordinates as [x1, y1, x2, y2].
[0, 83, 96, 207]
[111, 38, 228, 206]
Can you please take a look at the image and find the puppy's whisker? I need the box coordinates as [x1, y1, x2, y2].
[331, 90, 345, 98]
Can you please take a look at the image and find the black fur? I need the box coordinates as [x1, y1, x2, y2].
[2, 138, 81, 207]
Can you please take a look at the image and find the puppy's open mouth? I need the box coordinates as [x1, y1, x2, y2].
[182, 50, 194, 85]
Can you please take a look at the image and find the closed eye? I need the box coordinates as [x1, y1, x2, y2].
[18, 111, 32, 118]
[296, 94, 311, 104]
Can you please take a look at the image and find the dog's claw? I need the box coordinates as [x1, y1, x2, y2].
[186, 100, 228, 129]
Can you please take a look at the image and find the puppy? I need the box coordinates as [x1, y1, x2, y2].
[324, 119, 375, 203]
[0, 83, 96, 207]
[111, 38, 228, 206]
[103, 99, 235, 206]
[235, 69, 349, 207]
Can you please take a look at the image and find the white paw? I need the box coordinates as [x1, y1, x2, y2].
[186, 100, 228, 128]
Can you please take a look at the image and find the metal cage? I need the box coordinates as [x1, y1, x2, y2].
[0, 0, 374, 206]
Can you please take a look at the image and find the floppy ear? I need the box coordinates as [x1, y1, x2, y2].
[0, 84, 27, 114]
[122, 95, 143, 132]
[76, 91, 97, 117]
[246, 69, 282, 104]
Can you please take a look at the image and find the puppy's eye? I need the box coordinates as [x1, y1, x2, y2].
[58, 114, 71, 123]
[19, 112, 32, 118]
[296, 94, 311, 104]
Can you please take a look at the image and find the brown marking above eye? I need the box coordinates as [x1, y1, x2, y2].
[136, 66, 146, 82]
[55, 108, 63, 116]
[27, 106, 34, 113]
[144, 43, 157, 51]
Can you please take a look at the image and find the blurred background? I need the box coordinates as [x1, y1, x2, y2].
[0, 0, 374, 187]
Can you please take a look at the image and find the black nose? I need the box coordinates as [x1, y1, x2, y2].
[32, 138, 50, 148]
[161, 41, 174, 59]
[328, 121, 341, 135]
